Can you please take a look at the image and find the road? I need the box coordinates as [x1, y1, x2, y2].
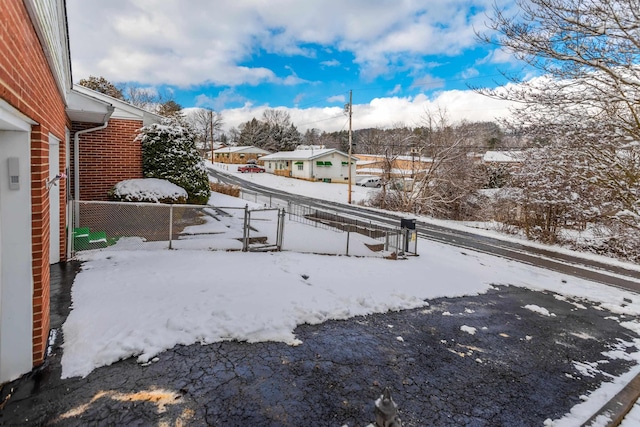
[209, 167, 640, 293]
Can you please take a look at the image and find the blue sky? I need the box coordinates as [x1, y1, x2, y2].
[67, 0, 522, 131]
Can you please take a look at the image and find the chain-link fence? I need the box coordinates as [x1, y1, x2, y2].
[73, 197, 416, 257]
[72, 201, 284, 253]
[237, 189, 418, 256]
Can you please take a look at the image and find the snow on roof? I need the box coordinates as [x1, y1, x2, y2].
[483, 151, 523, 163]
[357, 167, 420, 175]
[355, 153, 433, 162]
[261, 148, 358, 161]
[213, 146, 271, 154]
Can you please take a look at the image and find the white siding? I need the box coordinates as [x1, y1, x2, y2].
[24, 0, 71, 100]
[0, 120, 34, 383]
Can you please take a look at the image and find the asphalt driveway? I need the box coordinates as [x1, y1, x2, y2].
[1, 262, 639, 426]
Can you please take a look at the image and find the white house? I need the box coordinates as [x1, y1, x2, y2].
[260, 146, 358, 183]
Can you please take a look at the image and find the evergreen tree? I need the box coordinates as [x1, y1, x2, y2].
[238, 118, 268, 147]
[157, 100, 183, 118]
[137, 118, 211, 205]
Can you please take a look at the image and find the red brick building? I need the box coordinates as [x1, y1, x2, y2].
[0, 0, 159, 384]
[70, 86, 161, 202]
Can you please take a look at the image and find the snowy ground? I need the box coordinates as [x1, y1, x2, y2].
[63, 167, 640, 426]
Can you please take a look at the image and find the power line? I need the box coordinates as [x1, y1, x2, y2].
[349, 73, 507, 95]
[288, 73, 507, 112]
[296, 113, 347, 128]
[294, 90, 350, 109]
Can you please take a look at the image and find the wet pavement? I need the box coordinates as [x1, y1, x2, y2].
[2, 263, 640, 426]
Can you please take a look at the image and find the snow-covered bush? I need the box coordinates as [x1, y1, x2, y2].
[209, 181, 240, 198]
[137, 118, 210, 205]
[108, 178, 187, 204]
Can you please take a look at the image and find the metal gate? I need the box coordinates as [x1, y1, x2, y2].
[242, 205, 285, 252]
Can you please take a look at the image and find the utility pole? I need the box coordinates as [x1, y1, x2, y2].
[209, 110, 215, 163]
[347, 90, 353, 204]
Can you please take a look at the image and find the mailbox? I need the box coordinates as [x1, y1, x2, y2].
[400, 218, 415, 230]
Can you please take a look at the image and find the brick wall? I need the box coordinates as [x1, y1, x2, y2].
[214, 152, 265, 164]
[1, 1, 70, 366]
[71, 119, 144, 201]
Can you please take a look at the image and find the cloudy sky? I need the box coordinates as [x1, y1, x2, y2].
[66, 0, 524, 132]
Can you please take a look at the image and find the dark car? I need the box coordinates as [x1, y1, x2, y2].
[237, 164, 265, 173]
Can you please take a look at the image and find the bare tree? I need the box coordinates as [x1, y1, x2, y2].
[478, 0, 640, 252]
[186, 108, 224, 157]
[123, 85, 183, 118]
[369, 109, 485, 219]
[410, 110, 484, 218]
[260, 109, 301, 151]
[123, 86, 158, 111]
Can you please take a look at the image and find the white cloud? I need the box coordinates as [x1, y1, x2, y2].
[67, 0, 506, 87]
[220, 89, 514, 132]
[389, 84, 402, 95]
[320, 59, 341, 67]
[293, 93, 306, 105]
[411, 74, 446, 90]
[327, 95, 346, 103]
[194, 88, 247, 111]
[480, 48, 518, 66]
[460, 67, 480, 79]
[281, 66, 311, 86]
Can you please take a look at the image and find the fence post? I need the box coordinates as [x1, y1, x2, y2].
[277, 208, 285, 251]
[346, 230, 350, 256]
[395, 230, 400, 256]
[169, 205, 174, 249]
[242, 204, 249, 252]
[385, 230, 389, 252]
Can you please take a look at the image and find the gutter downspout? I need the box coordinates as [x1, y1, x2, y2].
[69, 110, 113, 258]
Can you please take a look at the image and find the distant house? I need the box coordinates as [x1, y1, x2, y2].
[355, 153, 433, 178]
[213, 146, 271, 164]
[482, 151, 523, 168]
[260, 146, 358, 183]
[200, 141, 227, 161]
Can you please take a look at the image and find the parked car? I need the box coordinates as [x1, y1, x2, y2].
[356, 177, 381, 187]
[237, 164, 265, 173]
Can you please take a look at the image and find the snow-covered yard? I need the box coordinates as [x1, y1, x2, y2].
[63, 168, 640, 426]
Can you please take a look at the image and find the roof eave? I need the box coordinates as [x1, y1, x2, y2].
[66, 89, 114, 123]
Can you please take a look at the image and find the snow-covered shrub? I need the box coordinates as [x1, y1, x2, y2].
[137, 118, 211, 205]
[108, 178, 188, 204]
[209, 181, 240, 198]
